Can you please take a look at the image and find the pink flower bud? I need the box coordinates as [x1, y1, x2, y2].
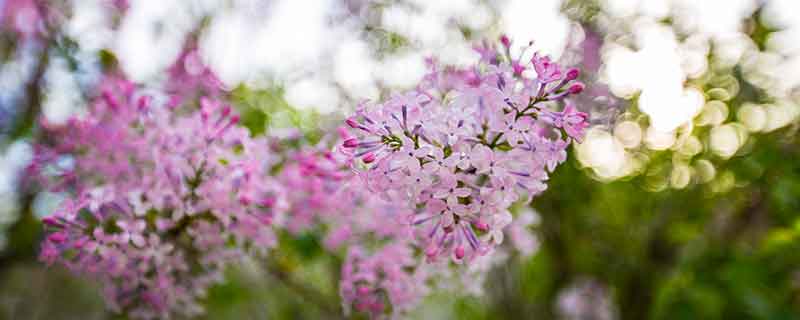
[455, 246, 465, 259]
[500, 35, 511, 48]
[362, 153, 376, 163]
[565, 68, 580, 81]
[101, 90, 119, 110]
[48, 232, 68, 243]
[343, 138, 359, 148]
[72, 237, 89, 249]
[346, 118, 360, 129]
[568, 82, 585, 94]
[42, 216, 61, 227]
[474, 221, 489, 232]
[512, 62, 525, 76]
[357, 286, 371, 296]
[137, 95, 152, 111]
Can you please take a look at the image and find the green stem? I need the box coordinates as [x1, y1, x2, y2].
[264, 260, 344, 319]
[488, 133, 504, 148]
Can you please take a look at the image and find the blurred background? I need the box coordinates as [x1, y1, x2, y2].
[1, 0, 800, 319]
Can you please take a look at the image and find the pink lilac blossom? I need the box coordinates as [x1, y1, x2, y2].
[274, 143, 352, 234]
[273, 135, 426, 318]
[273, 130, 505, 319]
[340, 244, 427, 318]
[506, 208, 540, 257]
[33, 36, 590, 320]
[341, 36, 588, 265]
[35, 77, 284, 319]
[165, 39, 225, 104]
[1, 0, 43, 38]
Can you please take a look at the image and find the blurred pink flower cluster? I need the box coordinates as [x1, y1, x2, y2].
[34, 77, 284, 318]
[273, 138, 425, 317]
[1, 0, 43, 38]
[33, 36, 586, 319]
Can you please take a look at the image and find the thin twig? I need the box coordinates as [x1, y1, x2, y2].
[264, 260, 344, 319]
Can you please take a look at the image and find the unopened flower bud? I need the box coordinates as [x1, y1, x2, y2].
[455, 246, 465, 259]
[42, 216, 61, 227]
[137, 95, 152, 111]
[343, 138, 359, 148]
[565, 68, 580, 81]
[474, 221, 489, 232]
[500, 35, 511, 48]
[568, 82, 585, 94]
[346, 118, 360, 129]
[48, 232, 68, 243]
[357, 286, 371, 296]
[362, 153, 376, 163]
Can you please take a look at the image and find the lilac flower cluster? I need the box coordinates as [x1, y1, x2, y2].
[32, 37, 586, 319]
[273, 138, 427, 317]
[272, 38, 587, 318]
[342, 39, 587, 263]
[35, 77, 284, 318]
[340, 243, 426, 318]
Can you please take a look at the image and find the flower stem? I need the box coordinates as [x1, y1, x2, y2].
[264, 260, 344, 319]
